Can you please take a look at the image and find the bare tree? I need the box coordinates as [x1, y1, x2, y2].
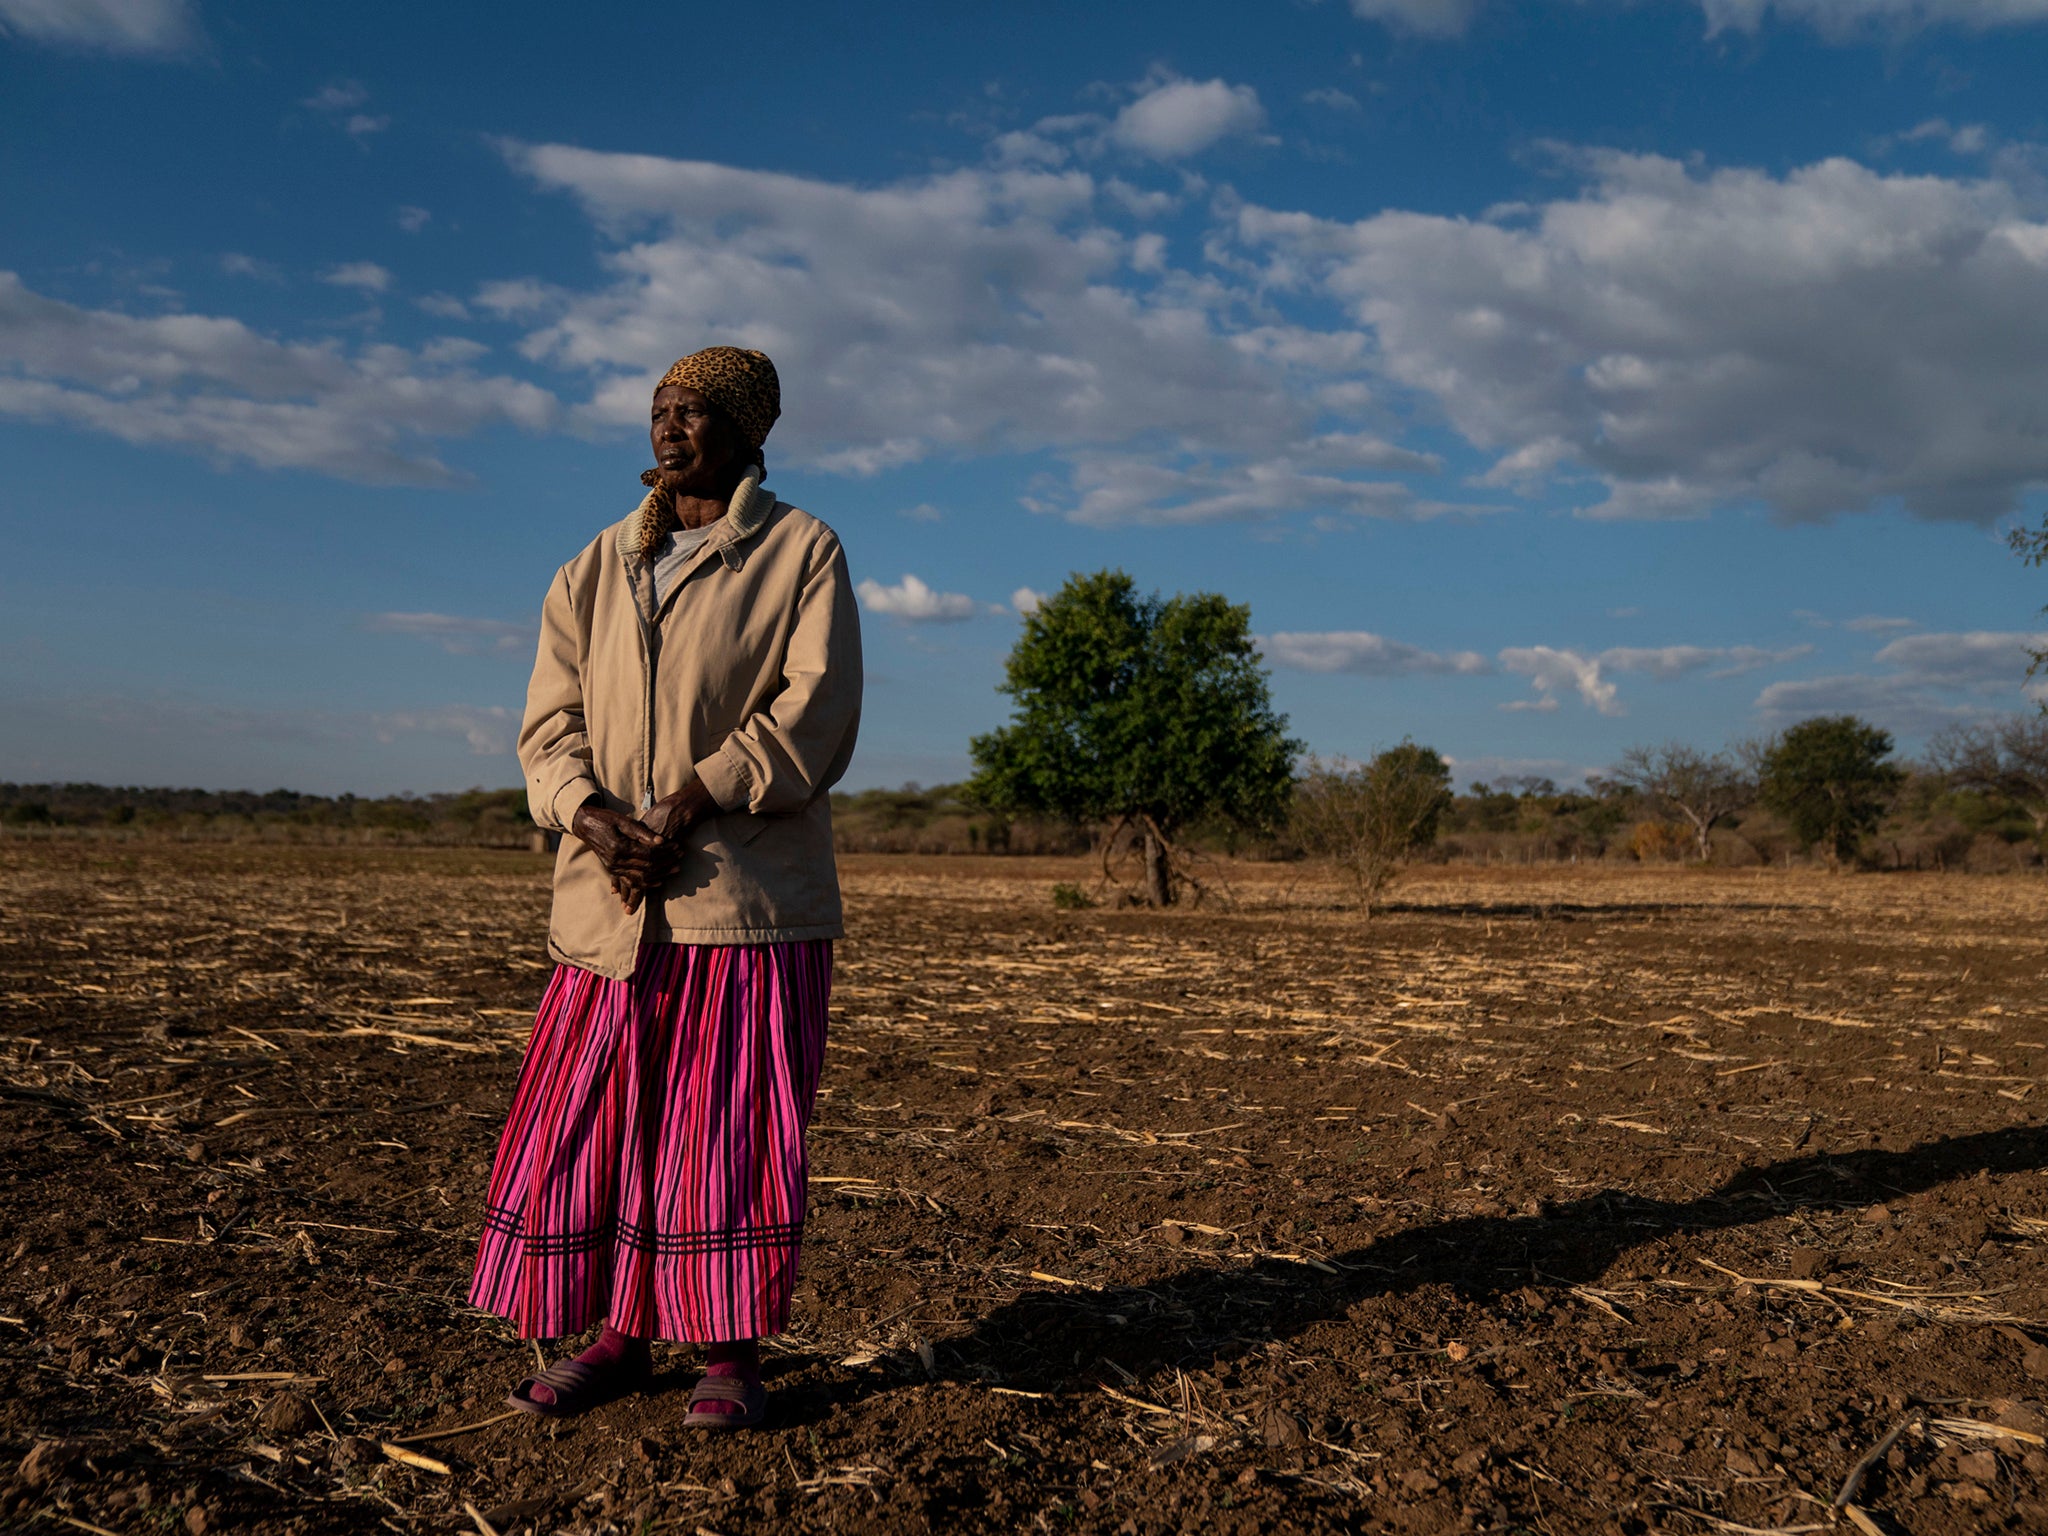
[1930, 715, 2048, 842]
[2011, 512, 2048, 693]
[1293, 743, 1452, 915]
[1612, 743, 1755, 863]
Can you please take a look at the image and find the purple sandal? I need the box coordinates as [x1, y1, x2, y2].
[505, 1357, 650, 1419]
[682, 1375, 766, 1430]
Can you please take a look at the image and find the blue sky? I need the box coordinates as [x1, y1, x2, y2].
[3, 0, 2047, 796]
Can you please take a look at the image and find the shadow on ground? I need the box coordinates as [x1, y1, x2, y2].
[769, 1123, 2044, 1424]
[1376, 899, 1785, 921]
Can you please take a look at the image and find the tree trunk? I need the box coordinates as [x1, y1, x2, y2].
[1142, 826, 1174, 907]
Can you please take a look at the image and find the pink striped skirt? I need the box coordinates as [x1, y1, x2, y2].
[468, 940, 830, 1342]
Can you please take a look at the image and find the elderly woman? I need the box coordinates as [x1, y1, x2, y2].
[468, 347, 861, 1428]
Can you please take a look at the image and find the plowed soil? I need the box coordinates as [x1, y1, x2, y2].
[4, 843, 2047, 1536]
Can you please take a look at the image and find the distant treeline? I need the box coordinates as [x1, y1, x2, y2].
[829, 763, 2045, 873]
[0, 783, 538, 846]
[9, 755, 2042, 871]
[1428, 770, 2037, 872]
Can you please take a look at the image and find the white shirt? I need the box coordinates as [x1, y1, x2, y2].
[651, 518, 722, 607]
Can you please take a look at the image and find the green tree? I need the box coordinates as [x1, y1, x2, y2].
[1756, 716, 1903, 869]
[1292, 744, 1453, 915]
[968, 570, 1299, 905]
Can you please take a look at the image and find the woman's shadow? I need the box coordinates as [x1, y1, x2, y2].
[774, 1121, 2044, 1421]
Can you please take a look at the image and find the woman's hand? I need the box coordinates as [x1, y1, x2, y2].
[639, 777, 720, 844]
[572, 778, 724, 913]
[572, 801, 669, 912]
[619, 780, 723, 907]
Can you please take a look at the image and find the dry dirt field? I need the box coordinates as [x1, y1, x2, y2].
[4, 843, 2047, 1536]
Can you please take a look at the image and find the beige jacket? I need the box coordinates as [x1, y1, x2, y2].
[518, 470, 862, 978]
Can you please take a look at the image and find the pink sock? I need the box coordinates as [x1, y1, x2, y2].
[579, 1324, 650, 1373]
[695, 1339, 759, 1413]
[705, 1338, 759, 1378]
[527, 1324, 649, 1407]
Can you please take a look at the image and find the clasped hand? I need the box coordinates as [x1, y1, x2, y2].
[572, 779, 720, 913]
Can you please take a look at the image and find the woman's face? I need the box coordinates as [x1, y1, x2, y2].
[650, 385, 743, 494]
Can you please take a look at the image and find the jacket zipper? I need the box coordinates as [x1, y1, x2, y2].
[637, 573, 655, 812]
[631, 507, 737, 812]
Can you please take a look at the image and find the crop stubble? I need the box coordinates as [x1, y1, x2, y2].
[2, 844, 2046, 1534]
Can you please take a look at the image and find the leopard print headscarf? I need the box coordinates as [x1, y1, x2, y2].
[655, 346, 780, 450]
[637, 346, 781, 552]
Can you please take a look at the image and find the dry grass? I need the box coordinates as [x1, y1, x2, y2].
[3, 845, 2046, 1536]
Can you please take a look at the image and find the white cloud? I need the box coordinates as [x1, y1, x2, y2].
[809, 439, 926, 477]
[365, 612, 534, 656]
[0, 270, 557, 483]
[1234, 149, 2048, 525]
[374, 705, 519, 757]
[1102, 179, 1180, 221]
[220, 252, 283, 283]
[988, 129, 1068, 170]
[396, 206, 432, 233]
[1047, 450, 1459, 527]
[1303, 88, 1362, 112]
[1599, 643, 1813, 678]
[418, 337, 486, 366]
[1886, 117, 1993, 157]
[0, 685, 532, 791]
[856, 574, 980, 622]
[1301, 429, 1442, 473]
[1870, 628, 2045, 683]
[1497, 641, 1809, 714]
[465, 134, 1660, 527]
[1109, 77, 1266, 160]
[304, 79, 387, 139]
[1343, 0, 2048, 39]
[1346, 0, 1482, 36]
[1842, 614, 1918, 633]
[1010, 586, 1047, 616]
[1700, 1, 2048, 35]
[897, 502, 945, 523]
[1501, 647, 1623, 715]
[497, 142, 1320, 492]
[35, 127, 2048, 542]
[303, 80, 368, 112]
[0, 0, 198, 54]
[473, 278, 555, 317]
[415, 292, 470, 320]
[151, 129, 2039, 534]
[321, 262, 392, 294]
[1753, 675, 1965, 732]
[57, 694, 345, 748]
[1264, 631, 1491, 675]
[1755, 628, 2048, 735]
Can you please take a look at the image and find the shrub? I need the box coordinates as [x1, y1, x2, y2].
[1628, 820, 1688, 863]
[1292, 743, 1453, 914]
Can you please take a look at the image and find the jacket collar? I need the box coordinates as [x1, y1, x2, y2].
[615, 467, 775, 567]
